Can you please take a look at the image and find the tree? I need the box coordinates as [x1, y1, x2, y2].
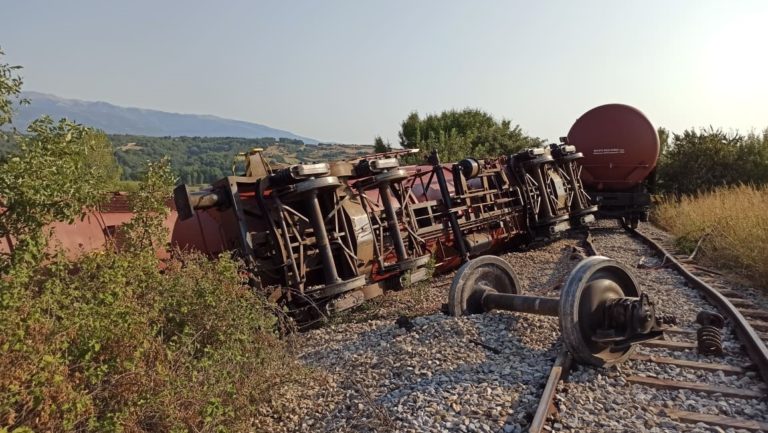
[84, 130, 122, 188]
[0, 47, 27, 133]
[657, 127, 669, 156]
[373, 135, 391, 153]
[119, 157, 175, 253]
[656, 127, 768, 194]
[397, 108, 543, 162]
[0, 118, 114, 274]
[0, 47, 118, 274]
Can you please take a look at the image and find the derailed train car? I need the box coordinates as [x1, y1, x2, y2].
[173, 141, 598, 323]
[567, 104, 660, 228]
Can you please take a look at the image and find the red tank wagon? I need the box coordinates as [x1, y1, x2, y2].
[567, 104, 660, 227]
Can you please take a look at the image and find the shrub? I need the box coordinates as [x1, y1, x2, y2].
[657, 128, 768, 194]
[1, 160, 302, 432]
[0, 49, 305, 432]
[1, 248, 298, 432]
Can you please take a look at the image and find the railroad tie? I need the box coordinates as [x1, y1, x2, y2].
[747, 320, 768, 332]
[740, 309, 768, 321]
[627, 375, 765, 399]
[640, 339, 698, 351]
[657, 408, 768, 432]
[630, 353, 746, 375]
[727, 298, 757, 308]
[662, 327, 697, 335]
[717, 289, 746, 299]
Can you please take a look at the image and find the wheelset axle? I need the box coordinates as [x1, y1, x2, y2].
[448, 255, 672, 366]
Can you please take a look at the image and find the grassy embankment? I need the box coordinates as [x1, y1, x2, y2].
[653, 184, 768, 290]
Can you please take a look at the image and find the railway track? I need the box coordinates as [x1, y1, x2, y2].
[256, 222, 767, 432]
[532, 223, 768, 432]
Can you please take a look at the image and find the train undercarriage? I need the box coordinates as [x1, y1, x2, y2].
[174, 143, 599, 324]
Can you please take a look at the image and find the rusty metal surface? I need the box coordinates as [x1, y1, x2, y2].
[1, 194, 219, 261]
[530, 349, 572, 433]
[568, 104, 659, 191]
[172, 144, 599, 322]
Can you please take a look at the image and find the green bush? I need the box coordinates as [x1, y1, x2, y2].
[1, 51, 302, 430]
[657, 127, 768, 194]
[0, 160, 300, 432]
[398, 108, 543, 163]
[1, 248, 295, 432]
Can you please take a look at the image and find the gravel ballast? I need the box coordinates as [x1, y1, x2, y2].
[254, 222, 768, 433]
[554, 221, 768, 433]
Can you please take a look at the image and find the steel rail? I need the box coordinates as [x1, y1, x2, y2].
[531, 225, 768, 433]
[627, 227, 768, 385]
[529, 349, 572, 432]
[529, 230, 596, 433]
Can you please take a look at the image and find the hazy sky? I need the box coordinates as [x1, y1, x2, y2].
[2, 0, 767, 144]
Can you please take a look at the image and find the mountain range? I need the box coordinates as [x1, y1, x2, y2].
[13, 92, 320, 144]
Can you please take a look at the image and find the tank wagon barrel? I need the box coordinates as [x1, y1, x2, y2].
[567, 104, 660, 227]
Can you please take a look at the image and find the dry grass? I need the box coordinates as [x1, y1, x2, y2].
[653, 184, 768, 290]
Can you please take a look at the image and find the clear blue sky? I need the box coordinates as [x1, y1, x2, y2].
[2, 0, 767, 144]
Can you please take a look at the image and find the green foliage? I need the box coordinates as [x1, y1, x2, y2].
[107, 135, 373, 185]
[3, 133, 375, 188]
[0, 49, 300, 431]
[656, 127, 768, 194]
[0, 248, 294, 432]
[110, 135, 305, 184]
[85, 130, 122, 188]
[398, 108, 544, 162]
[0, 47, 27, 130]
[119, 158, 175, 253]
[0, 161, 298, 432]
[0, 118, 114, 274]
[657, 127, 669, 156]
[373, 135, 391, 153]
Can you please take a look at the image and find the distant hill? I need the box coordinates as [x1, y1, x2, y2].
[107, 135, 372, 184]
[13, 91, 320, 144]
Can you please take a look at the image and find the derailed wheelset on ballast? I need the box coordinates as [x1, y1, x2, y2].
[447, 255, 673, 366]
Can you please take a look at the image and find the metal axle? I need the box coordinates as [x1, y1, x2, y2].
[480, 290, 560, 317]
[429, 150, 469, 262]
[448, 255, 673, 366]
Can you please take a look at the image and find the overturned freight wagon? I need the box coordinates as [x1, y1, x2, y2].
[174, 142, 598, 324]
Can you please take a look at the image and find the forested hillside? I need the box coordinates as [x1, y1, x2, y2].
[109, 135, 373, 184]
[1, 134, 374, 185]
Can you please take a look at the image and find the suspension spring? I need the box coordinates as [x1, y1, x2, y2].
[696, 310, 725, 356]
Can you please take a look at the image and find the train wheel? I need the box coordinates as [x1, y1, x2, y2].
[559, 256, 641, 366]
[448, 255, 521, 316]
